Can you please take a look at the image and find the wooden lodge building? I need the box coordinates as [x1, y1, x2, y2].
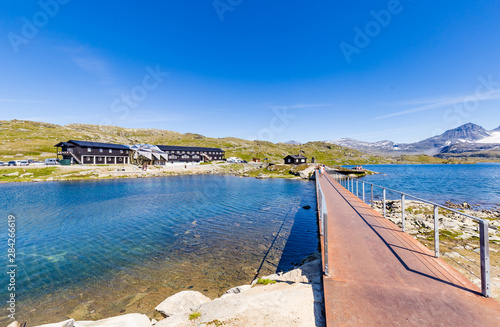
[284, 154, 307, 165]
[156, 145, 225, 162]
[55, 140, 225, 165]
[55, 140, 130, 165]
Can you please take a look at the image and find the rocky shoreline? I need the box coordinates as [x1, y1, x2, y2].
[0, 162, 317, 184]
[9, 255, 325, 327]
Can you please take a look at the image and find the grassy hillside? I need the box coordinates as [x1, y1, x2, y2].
[0, 120, 472, 165]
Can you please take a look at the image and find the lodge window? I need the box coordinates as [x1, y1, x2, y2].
[109, 149, 112, 153]
[99, 148, 103, 153]
[120, 150, 123, 153]
[88, 148, 91, 152]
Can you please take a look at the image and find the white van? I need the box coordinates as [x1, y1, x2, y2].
[16, 160, 28, 166]
[45, 158, 59, 165]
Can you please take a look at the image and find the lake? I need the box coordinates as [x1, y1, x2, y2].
[345, 163, 500, 208]
[0, 175, 318, 325]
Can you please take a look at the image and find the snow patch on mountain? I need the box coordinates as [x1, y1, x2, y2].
[477, 131, 500, 144]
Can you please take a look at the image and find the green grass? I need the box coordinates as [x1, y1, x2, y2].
[0, 167, 57, 182]
[189, 311, 201, 320]
[255, 278, 276, 285]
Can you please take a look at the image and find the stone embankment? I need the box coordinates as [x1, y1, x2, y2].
[10, 256, 325, 327]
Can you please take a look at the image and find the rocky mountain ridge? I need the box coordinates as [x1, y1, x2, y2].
[329, 123, 500, 158]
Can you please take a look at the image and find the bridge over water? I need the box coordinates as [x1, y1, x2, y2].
[316, 170, 500, 326]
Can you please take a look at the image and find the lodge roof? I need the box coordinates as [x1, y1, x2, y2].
[285, 154, 307, 159]
[55, 140, 130, 150]
[54, 140, 224, 152]
[156, 145, 224, 152]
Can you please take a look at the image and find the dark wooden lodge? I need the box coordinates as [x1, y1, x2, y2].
[156, 145, 225, 162]
[55, 140, 130, 165]
[284, 154, 307, 165]
[55, 140, 224, 165]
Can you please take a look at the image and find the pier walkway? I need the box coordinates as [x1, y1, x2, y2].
[318, 172, 500, 326]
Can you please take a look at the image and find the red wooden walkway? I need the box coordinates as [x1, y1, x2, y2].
[318, 173, 500, 326]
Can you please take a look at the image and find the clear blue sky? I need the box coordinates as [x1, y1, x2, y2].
[1, 0, 500, 143]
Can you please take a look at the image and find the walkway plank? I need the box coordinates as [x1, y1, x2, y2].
[318, 173, 500, 327]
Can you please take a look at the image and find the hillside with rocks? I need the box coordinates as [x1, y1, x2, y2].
[0, 120, 467, 166]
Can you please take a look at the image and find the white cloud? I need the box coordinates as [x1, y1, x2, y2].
[375, 90, 500, 120]
[268, 103, 333, 110]
[58, 45, 115, 85]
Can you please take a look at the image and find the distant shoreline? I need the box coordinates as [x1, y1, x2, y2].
[0, 162, 314, 184]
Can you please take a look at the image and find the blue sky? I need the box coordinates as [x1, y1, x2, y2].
[1, 0, 499, 143]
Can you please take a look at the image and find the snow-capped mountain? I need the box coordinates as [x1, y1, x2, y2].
[328, 123, 500, 157]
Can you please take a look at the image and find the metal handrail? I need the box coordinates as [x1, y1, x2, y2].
[327, 169, 491, 298]
[316, 169, 330, 276]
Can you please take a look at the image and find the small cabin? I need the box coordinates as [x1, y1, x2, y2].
[252, 158, 261, 162]
[284, 154, 307, 165]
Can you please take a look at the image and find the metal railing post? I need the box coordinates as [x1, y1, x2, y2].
[479, 221, 491, 297]
[356, 180, 359, 198]
[401, 194, 405, 232]
[362, 182, 365, 203]
[383, 188, 386, 218]
[433, 205, 439, 257]
[370, 184, 374, 209]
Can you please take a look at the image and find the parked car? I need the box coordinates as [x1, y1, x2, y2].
[16, 160, 28, 166]
[8, 161, 17, 166]
[0, 161, 4, 166]
[45, 158, 59, 165]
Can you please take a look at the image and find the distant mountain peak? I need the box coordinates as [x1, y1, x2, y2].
[328, 122, 499, 156]
[283, 140, 302, 145]
[436, 123, 489, 142]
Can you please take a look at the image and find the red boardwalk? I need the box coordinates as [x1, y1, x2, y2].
[318, 173, 500, 327]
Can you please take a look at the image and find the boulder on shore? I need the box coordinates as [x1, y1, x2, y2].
[33, 319, 75, 327]
[74, 313, 150, 327]
[155, 258, 325, 327]
[155, 290, 211, 317]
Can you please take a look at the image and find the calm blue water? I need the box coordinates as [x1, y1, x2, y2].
[0, 175, 318, 324]
[344, 163, 500, 207]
